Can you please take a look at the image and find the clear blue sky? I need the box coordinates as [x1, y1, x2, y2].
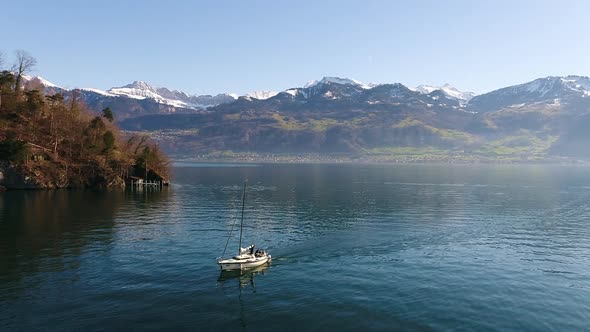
[2, 0, 589, 95]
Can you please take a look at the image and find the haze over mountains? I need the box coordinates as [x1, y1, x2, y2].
[22, 74, 590, 161]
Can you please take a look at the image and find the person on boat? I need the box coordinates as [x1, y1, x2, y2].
[255, 249, 266, 257]
[249, 245, 255, 255]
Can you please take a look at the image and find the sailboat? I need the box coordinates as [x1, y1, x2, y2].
[217, 181, 271, 271]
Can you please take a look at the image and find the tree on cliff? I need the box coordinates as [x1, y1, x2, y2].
[12, 50, 37, 100]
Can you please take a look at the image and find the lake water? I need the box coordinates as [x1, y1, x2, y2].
[2, 163, 590, 331]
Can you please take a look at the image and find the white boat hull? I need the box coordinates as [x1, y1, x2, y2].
[218, 255, 271, 271]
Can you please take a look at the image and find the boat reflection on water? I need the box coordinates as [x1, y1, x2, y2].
[217, 262, 271, 288]
[217, 263, 271, 328]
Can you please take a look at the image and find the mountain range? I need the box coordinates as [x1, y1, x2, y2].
[22, 75, 475, 118]
[22, 74, 590, 161]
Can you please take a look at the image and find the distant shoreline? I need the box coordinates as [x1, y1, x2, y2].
[171, 154, 590, 166]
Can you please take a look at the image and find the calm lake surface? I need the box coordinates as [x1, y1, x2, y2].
[2, 163, 590, 331]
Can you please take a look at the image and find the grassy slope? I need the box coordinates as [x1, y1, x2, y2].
[127, 102, 576, 162]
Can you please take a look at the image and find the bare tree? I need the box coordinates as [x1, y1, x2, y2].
[13, 50, 37, 97]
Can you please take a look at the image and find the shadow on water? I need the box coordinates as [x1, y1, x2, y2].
[0, 189, 172, 301]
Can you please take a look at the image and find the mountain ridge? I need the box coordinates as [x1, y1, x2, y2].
[20, 73, 590, 161]
[116, 74, 590, 160]
[468, 75, 590, 113]
[22, 75, 477, 116]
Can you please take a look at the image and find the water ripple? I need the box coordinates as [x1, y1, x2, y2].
[3, 164, 590, 331]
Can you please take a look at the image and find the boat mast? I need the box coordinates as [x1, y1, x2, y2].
[238, 180, 247, 253]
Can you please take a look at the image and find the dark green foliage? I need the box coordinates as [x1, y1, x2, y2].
[131, 144, 169, 180]
[103, 131, 115, 153]
[24, 90, 44, 115]
[102, 107, 114, 122]
[0, 71, 16, 113]
[46, 93, 64, 104]
[90, 116, 105, 130]
[0, 70, 15, 87]
[0, 139, 28, 162]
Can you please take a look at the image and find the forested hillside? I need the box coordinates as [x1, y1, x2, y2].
[0, 51, 170, 189]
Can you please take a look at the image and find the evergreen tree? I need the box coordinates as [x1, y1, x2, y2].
[102, 107, 114, 122]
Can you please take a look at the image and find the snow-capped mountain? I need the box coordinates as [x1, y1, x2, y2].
[21, 75, 66, 95]
[282, 77, 473, 106]
[21, 74, 475, 115]
[19, 77, 237, 111]
[108, 81, 182, 104]
[505, 75, 590, 96]
[264, 76, 382, 102]
[229, 77, 465, 113]
[468, 75, 590, 113]
[105, 81, 236, 109]
[25, 73, 590, 123]
[560, 75, 590, 92]
[245, 90, 279, 100]
[22, 75, 60, 88]
[304, 77, 372, 89]
[414, 84, 476, 104]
